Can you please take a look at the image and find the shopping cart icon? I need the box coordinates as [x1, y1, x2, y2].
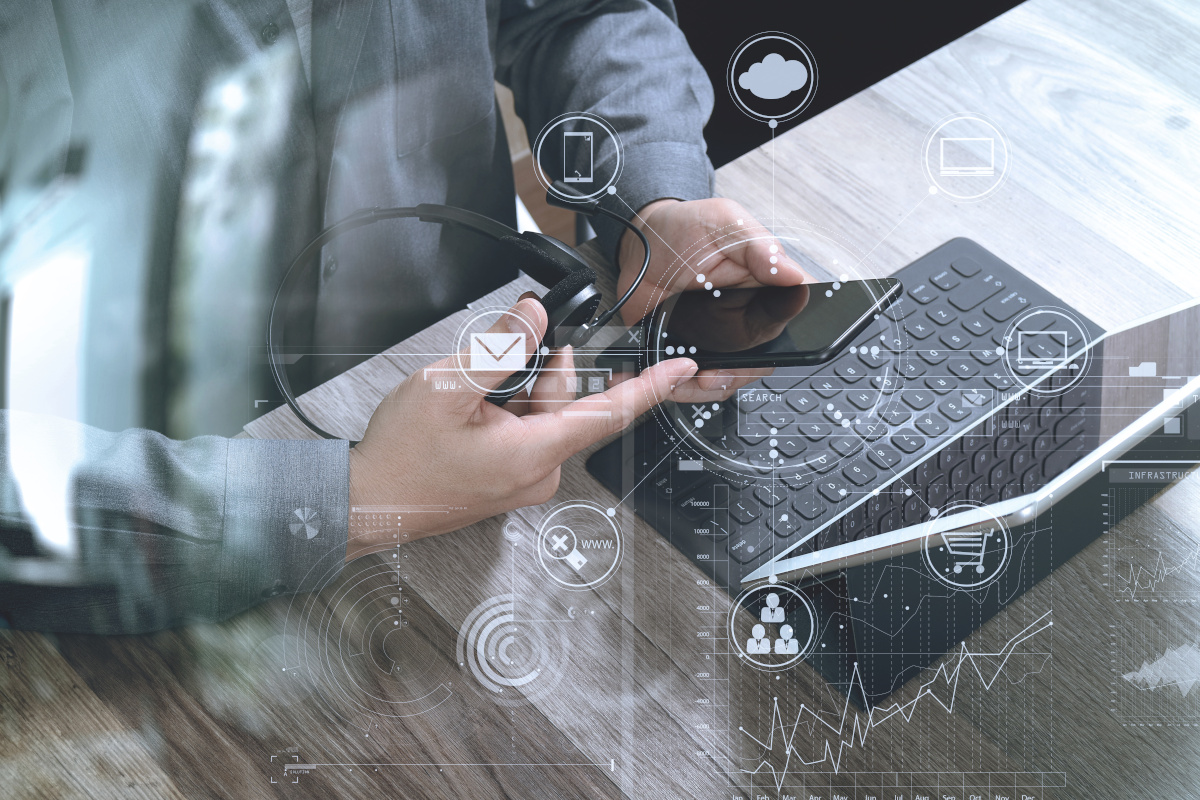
[943, 528, 993, 574]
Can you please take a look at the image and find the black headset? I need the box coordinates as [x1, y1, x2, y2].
[268, 185, 651, 441]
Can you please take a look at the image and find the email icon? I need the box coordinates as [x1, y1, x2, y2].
[470, 332, 525, 371]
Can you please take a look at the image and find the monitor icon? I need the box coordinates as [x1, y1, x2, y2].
[939, 136, 995, 177]
[1016, 330, 1068, 367]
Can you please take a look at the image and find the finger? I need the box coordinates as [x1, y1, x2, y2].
[695, 368, 770, 393]
[437, 297, 547, 413]
[700, 210, 810, 286]
[515, 466, 562, 508]
[528, 345, 576, 414]
[524, 357, 699, 464]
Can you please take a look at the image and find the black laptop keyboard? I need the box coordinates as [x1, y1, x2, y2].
[586, 238, 1103, 592]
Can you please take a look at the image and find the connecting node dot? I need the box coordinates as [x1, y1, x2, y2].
[606, 507, 616, 517]
[704, 281, 713, 290]
[607, 185, 617, 195]
[768, 119, 778, 128]
[825, 290, 834, 298]
[769, 244, 778, 254]
[929, 185, 938, 194]
[770, 267, 778, 275]
[696, 273, 706, 283]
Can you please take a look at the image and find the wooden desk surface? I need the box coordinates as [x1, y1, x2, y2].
[6, 0, 1200, 797]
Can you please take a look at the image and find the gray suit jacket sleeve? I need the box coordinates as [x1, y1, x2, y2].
[495, 0, 716, 261]
[0, 411, 349, 633]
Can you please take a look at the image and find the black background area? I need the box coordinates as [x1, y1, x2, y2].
[677, 0, 1026, 167]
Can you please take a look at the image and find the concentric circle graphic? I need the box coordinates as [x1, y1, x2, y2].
[277, 546, 459, 729]
[729, 583, 817, 671]
[921, 501, 1011, 590]
[998, 306, 1093, 396]
[726, 32, 819, 124]
[921, 112, 1011, 201]
[451, 304, 546, 397]
[457, 594, 569, 706]
[535, 501, 623, 589]
[531, 112, 623, 202]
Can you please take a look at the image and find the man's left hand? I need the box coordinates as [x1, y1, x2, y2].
[615, 198, 813, 401]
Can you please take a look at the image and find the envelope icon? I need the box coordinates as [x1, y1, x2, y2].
[470, 332, 525, 371]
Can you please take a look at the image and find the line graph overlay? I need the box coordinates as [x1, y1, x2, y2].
[1106, 484, 1200, 601]
[1111, 614, 1200, 724]
[736, 613, 1054, 792]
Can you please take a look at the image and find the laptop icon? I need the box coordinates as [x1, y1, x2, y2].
[1016, 330, 1067, 367]
[939, 136, 995, 177]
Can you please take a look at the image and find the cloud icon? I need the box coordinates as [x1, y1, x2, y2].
[738, 52, 808, 101]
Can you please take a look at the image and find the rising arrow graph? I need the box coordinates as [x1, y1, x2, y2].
[739, 611, 1053, 791]
[1121, 642, 1200, 697]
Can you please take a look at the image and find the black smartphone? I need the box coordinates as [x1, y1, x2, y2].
[598, 278, 902, 371]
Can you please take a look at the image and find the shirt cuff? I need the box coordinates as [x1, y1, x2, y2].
[217, 438, 350, 618]
[591, 140, 715, 265]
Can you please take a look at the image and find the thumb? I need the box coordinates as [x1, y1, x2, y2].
[440, 297, 548, 409]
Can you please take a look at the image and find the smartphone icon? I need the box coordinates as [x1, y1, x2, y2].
[564, 131, 593, 183]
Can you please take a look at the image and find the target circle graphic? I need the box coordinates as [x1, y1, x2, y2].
[279, 545, 458, 728]
[457, 594, 569, 706]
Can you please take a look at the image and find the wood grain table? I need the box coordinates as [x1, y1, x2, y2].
[5, 0, 1200, 797]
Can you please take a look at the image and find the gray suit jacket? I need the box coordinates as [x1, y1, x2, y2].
[0, 0, 713, 632]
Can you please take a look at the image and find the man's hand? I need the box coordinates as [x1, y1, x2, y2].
[614, 197, 813, 401]
[345, 296, 698, 560]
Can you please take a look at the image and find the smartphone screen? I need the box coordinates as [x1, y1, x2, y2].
[650, 278, 902, 369]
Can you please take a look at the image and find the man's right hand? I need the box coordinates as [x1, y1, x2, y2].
[345, 296, 698, 560]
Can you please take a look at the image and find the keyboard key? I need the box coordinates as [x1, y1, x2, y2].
[949, 274, 1005, 311]
[907, 282, 937, 304]
[841, 507, 869, 540]
[924, 376, 955, 394]
[775, 435, 807, 458]
[938, 397, 971, 422]
[786, 391, 820, 415]
[1010, 445, 1033, 475]
[877, 508, 903, 535]
[891, 431, 926, 454]
[834, 359, 868, 384]
[816, 477, 850, 504]
[905, 319, 937, 340]
[730, 496, 762, 524]
[983, 290, 1031, 322]
[927, 481, 949, 509]
[971, 347, 1001, 366]
[939, 330, 970, 350]
[771, 514, 802, 539]
[799, 420, 833, 441]
[761, 373, 805, 392]
[830, 435, 863, 457]
[950, 459, 972, 492]
[760, 410, 794, 429]
[854, 420, 888, 441]
[926, 305, 959, 326]
[809, 377, 841, 398]
[727, 524, 773, 564]
[930, 268, 960, 290]
[951, 257, 982, 277]
[779, 470, 813, 490]
[914, 413, 950, 438]
[989, 461, 1010, 486]
[1054, 413, 1089, 443]
[738, 430, 769, 447]
[972, 446, 996, 476]
[843, 460, 878, 486]
[985, 372, 1016, 391]
[858, 347, 891, 369]
[821, 400, 854, 425]
[899, 360, 927, 380]
[880, 406, 912, 426]
[871, 374, 901, 394]
[753, 485, 787, 507]
[961, 315, 993, 336]
[902, 389, 935, 410]
[883, 299, 910, 321]
[903, 493, 927, 524]
[791, 492, 828, 520]
[1021, 464, 1044, 493]
[867, 442, 902, 470]
[919, 347, 949, 366]
[847, 388, 877, 410]
[946, 357, 981, 380]
[676, 489, 715, 520]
